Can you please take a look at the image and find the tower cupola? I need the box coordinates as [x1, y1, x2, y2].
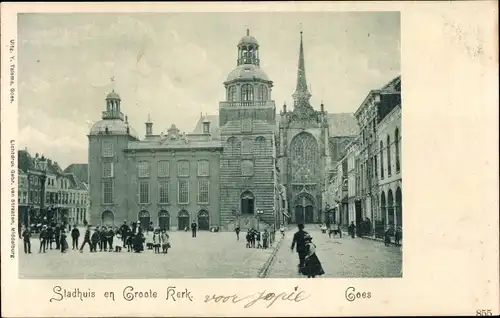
[237, 29, 260, 66]
[103, 89, 124, 120]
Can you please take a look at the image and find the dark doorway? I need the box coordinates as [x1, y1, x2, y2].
[295, 206, 304, 224]
[305, 206, 314, 223]
[198, 210, 210, 230]
[102, 210, 114, 226]
[240, 191, 255, 215]
[355, 201, 362, 225]
[178, 210, 190, 231]
[158, 210, 170, 231]
[138, 210, 150, 231]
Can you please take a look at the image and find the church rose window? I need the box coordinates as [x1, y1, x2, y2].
[290, 132, 318, 183]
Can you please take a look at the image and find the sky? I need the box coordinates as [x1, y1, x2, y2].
[18, 12, 400, 169]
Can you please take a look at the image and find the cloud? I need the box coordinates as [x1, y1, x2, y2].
[18, 12, 400, 168]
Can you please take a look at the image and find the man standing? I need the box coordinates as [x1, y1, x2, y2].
[39, 225, 47, 253]
[120, 221, 129, 247]
[79, 225, 92, 253]
[291, 224, 308, 274]
[22, 226, 32, 254]
[71, 225, 80, 250]
[235, 225, 240, 241]
[191, 222, 197, 238]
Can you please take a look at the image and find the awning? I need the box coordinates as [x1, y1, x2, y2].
[283, 211, 291, 218]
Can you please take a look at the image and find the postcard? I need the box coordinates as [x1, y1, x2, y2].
[1, 1, 498, 317]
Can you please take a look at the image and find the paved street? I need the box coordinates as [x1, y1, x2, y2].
[19, 230, 274, 279]
[267, 228, 402, 278]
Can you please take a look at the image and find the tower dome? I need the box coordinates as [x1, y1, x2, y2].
[238, 33, 259, 46]
[106, 90, 121, 100]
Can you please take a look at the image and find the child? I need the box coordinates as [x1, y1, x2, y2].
[256, 230, 262, 248]
[161, 230, 170, 254]
[152, 228, 161, 254]
[300, 234, 325, 278]
[280, 224, 285, 237]
[245, 231, 251, 248]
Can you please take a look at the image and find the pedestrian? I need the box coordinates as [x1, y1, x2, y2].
[54, 223, 61, 250]
[68, 223, 71, 232]
[132, 228, 145, 253]
[126, 227, 133, 252]
[161, 230, 170, 254]
[235, 225, 240, 241]
[152, 228, 161, 254]
[99, 226, 108, 251]
[250, 228, 256, 248]
[39, 225, 48, 253]
[22, 226, 32, 254]
[290, 224, 308, 274]
[337, 222, 342, 238]
[384, 226, 393, 247]
[71, 225, 80, 250]
[60, 229, 68, 253]
[191, 222, 197, 238]
[91, 227, 100, 252]
[120, 221, 129, 247]
[107, 226, 115, 252]
[146, 229, 154, 250]
[321, 223, 327, 234]
[300, 234, 325, 278]
[46, 225, 54, 249]
[256, 230, 262, 248]
[79, 225, 92, 252]
[348, 221, 355, 238]
[280, 224, 285, 237]
[262, 229, 269, 249]
[395, 226, 402, 246]
[245, 230, 251, 248]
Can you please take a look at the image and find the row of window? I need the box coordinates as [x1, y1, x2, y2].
[102, 179, 210, 205]
[18, 191, 88, 205]
[102, 160, 211, 179]
[379, 128, 401, 179]
[227, 84, 269, 102]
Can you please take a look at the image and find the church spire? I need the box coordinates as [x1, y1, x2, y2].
[292, 30, 312, 106]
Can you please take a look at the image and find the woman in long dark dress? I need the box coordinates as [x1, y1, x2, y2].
[132, 228, 145, 253]
[300, 234, 325, 278]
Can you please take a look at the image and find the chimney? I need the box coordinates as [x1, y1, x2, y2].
[321, 101, 324, 112]
[145, 114, 153, 136]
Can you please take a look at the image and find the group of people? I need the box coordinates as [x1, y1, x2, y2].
[241, 227, 274, 249]
[21, 220, 173, 255]
[21, 222, 70, 254]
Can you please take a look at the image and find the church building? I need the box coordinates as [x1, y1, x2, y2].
[88, 29, 358, 231]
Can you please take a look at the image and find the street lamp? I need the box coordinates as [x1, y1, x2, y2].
[256, 209, 264, 231]
[38, 155, 48, 224]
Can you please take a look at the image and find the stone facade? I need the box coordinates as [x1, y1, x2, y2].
[87, 29, 360, 230]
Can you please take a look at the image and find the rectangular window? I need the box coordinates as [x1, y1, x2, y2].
[158, 181, 169, 204]
[138, 181, 149, 204]
[178, 179, 189, 204]
[138, 161, 150, 178]
[158, 161, 170, 177]
[197, 179, 209, 204]
[102, 142, 114, 157]
[177, 160, 190, 177]
[103, 181, 113, 204]
[102, 162, 114, 178]
[197, 160, 209, 176]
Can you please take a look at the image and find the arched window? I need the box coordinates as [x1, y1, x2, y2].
[395, 128, 400, 173]
[227, 85, 236, 102]
[379, 141, 384, 179]
[241, 84, 254, 101]
[257, 85, 268, 101]
[241, 138, 253, 154]
[387, 135, 392, 176]
[290, 132, 318, 183]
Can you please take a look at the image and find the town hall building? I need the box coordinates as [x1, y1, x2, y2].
[88, 29, 359, 231]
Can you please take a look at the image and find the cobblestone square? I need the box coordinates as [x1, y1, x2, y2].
[19, 230, 274, 279]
